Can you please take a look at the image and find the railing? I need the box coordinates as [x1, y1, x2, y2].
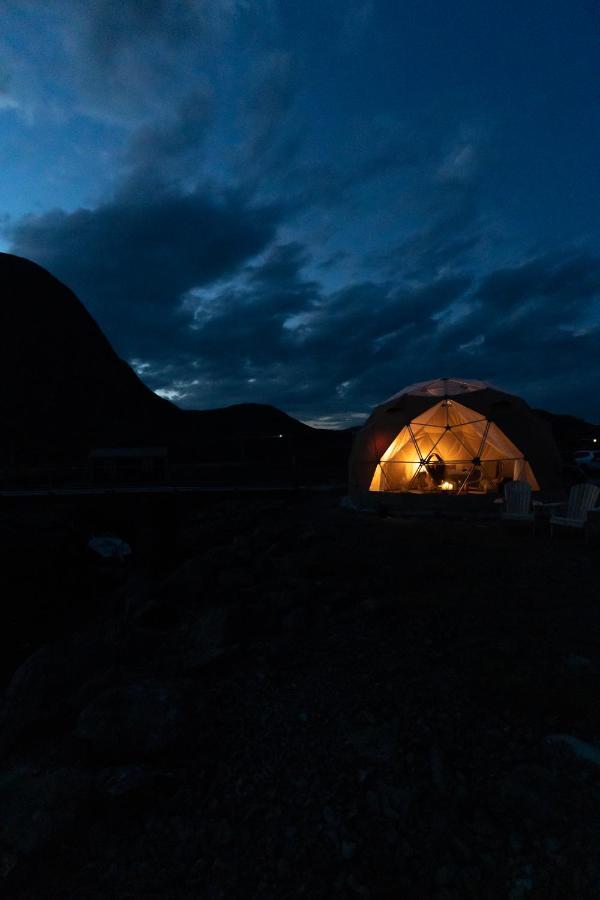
[0, 460, 347, 492]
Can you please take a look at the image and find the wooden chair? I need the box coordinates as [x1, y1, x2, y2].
[549, 483, 600, 541]
[501, 481, 535, 530]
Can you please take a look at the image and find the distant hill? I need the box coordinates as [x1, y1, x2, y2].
[0, 253, 351, 469]
[533, 409, 600, 454]
[0, 252, 181, 462]
[185, 403, 314, 437]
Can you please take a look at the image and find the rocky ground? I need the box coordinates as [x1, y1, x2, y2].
[2, 491, 600, 898]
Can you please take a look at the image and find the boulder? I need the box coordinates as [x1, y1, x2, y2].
[0, 766, 91, 878]
[95, 764, 155, 800]
[158, 544, 254, 607]
[491, 764, 563, 825]
[346, 719, 400, 764]
[156, 554, 209, 606]
[180, 606, 231, 671]
[76, 680, 194, 760]
[131, 604, 233, 673]
[1, 633, 112, 752]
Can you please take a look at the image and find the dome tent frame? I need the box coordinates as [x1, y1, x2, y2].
[370, 395, 535, 494]
[349, 378, 563, 504]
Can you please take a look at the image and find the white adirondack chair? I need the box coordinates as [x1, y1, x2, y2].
[549, 483, 600, 540]
[502, 481, 535, 530]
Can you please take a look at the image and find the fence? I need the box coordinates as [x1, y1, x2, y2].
[0, 459, 347, 491]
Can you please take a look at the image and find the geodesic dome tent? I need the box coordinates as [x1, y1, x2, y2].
[349, 378, 562, 502]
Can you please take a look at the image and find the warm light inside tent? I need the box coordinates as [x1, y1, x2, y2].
[368, 399, 539, 494]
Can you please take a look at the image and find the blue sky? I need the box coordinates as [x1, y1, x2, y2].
[1, 0, 599, 424]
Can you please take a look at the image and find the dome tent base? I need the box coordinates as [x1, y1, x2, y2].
[352, 487, 502, 515]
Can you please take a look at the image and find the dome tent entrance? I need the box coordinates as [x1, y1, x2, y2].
[349, 378, 563, 502]
[369, 396, 536, 493]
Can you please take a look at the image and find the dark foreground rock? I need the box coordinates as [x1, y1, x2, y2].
[2, 492, 600, 898]
[0, 633, 113, 753]
[0, 767, 92, 879]
[76, 680, 196, 761]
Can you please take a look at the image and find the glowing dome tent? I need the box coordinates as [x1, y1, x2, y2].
[349, 378, 563, 501]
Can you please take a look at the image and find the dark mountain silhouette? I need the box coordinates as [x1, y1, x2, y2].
[0, 253, 350, 469]
[0, 253, 180, 462]
[186, 403, 314, 437]
[533, 408, 600, 454]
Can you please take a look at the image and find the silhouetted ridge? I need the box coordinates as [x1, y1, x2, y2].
[0, 252, 180, 461]
[185, 403, 314, 436]
[0, 253, 352, 471]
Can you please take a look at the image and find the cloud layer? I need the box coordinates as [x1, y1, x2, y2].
[11, 188, 600, 423]
[3, 1, 600, 423]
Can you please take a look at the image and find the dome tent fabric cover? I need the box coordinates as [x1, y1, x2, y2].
[349, 378, 563, 501]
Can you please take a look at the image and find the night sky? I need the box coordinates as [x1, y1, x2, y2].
[1, 1, 599, 426]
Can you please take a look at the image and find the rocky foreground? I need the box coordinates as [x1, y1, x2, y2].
[2, 492, 600, 898]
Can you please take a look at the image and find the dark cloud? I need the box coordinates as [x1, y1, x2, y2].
[241, 51, 297, 170]
[186, 242, 320, 373]
[81, 0, 210, 53]
[367, 195, 481, 282]
[432, 253, 600, 411]
[447, 253, 600, 352]
[128, 253, 475, 415]
[9, 181, 280, 359]
[163, 249, 599, 420]
[276, 127, 436, 213]
[124, 91, 212, 177]
[8, 164, 600, 420]
[2, 0, 240, 121]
